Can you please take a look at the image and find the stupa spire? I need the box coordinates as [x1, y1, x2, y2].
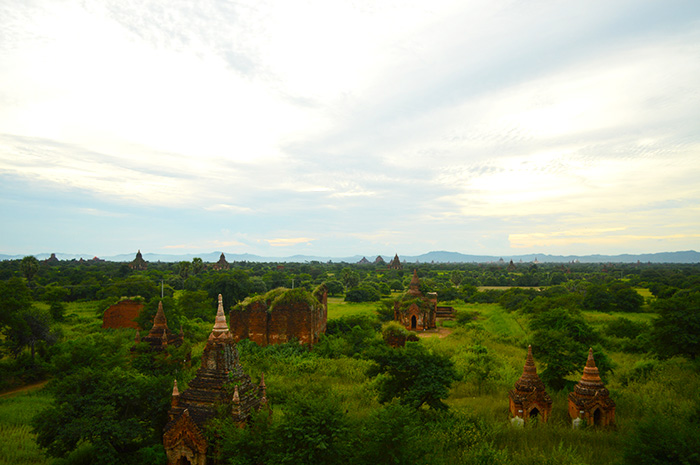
[153, 301, 167, 329]
[212, 294, 229, 334]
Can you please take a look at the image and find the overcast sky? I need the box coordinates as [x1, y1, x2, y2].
[1, 0, 699, 258]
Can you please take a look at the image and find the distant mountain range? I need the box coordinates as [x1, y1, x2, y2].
[1, 250, 699, 264]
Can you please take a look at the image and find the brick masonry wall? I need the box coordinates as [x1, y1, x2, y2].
[102, 300, 143, 329]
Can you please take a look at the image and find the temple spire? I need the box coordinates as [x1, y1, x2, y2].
[212, 294, 229, 334]
[153, 301, 167, 329]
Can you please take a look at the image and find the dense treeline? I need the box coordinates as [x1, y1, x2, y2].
[1, 257, 699, 464]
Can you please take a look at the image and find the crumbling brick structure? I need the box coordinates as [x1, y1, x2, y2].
[229, 285, 327, 346]
[163, 295, 268, 465]
[568, 348, 616, 427]
[102, 299, 143, 329]
[509, 345, 552, 423]
[394, 270, 437, 331]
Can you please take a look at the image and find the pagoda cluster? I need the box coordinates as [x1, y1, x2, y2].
[509, 346, 615, 427]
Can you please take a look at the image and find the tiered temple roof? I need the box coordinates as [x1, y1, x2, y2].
[568, 348, 615, 427]
[163, 295, 267, 465]
[213, 252, 230, 270]
[129, 250, 148, 270]
[509, 345, 552, 422]
[388, 254, 403, 269]
[136, 302, 183, 350]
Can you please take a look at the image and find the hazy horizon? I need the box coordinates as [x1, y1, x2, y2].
[2, 1, 699, 257]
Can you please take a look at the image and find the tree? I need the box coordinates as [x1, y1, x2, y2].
[612, 286, 644, 313]
[325, 280, 344, 296]
[191, 257, 204, 275]
[32, 367, 170, 465]
[0, 277, 32, 329]
[366, 342, 458, 410]
[20, 255, 40, 287]
[652, 289, 700, 359]
[268, 394, 351, 465]
[452, 344, 500, 395]
[4, 307, 56, 363]
[344, 285, 380, 302]
[530, 307, 597, 390]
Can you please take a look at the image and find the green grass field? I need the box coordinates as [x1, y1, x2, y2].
[326, 297, 380, 319]
[0, 390, 52, 465]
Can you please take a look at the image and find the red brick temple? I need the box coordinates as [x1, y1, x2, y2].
[393, 270, 437, 331]
[134, 301, 183, 350]
[508, 345, 552, 423]
[568, 348, 616, 427]
[163, 295, 268, 465]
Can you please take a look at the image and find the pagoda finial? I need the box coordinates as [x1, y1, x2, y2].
[232, 385, 240, 404]
[172, 379, 180, 397]
[153, 301, 167, 329]
[586, 347, 596, 367]
[525, 345, 535, 367]
[212, 294, 229, 334]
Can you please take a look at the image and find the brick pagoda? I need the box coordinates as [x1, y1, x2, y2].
[508, 345, 552, 423]
[568, 348, 615, 427]
[135, 301, 183, 350]
[393, 270, 437, 331]
[163, 295, 268, 465]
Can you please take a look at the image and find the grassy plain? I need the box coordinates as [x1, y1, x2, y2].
[1, 289, 686, 465]
[0, 390, 51, 465]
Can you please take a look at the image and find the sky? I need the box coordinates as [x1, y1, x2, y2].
[1, 0, 700, 259]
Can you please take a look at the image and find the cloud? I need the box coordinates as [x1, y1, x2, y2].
[266, 237, 315, 247]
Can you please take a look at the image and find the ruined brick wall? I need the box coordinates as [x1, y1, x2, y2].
[102, 300, 143, 329]
[229, 289, 327, 346]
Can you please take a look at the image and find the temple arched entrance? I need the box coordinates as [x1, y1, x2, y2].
[177, 457, 192, 465]
[593, 408, 601, 426]
[411, 315, 417, 329]
[530, 407, 539, 419]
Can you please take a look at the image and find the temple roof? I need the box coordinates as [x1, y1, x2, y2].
[212, 294, 229, 335]
[408, 269, 422, 296]
[575, 348, 606, 392]
[512, 345, 549, 395]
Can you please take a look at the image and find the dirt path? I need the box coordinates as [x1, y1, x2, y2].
[0, 380, 49, 399]
[415, 325, 453, 339]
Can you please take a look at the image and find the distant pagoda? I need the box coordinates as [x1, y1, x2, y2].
[212, 252, 230, 270]
[388, 253, 402, 270]
[129, 250, 147, 270]
[509, 345, 552, 423]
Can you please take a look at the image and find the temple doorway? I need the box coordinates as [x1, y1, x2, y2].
[530, 408, 539, 419]
[593, 408, 601, 426]
[411, 315, 417, 329]
[177, 457, 192, 465]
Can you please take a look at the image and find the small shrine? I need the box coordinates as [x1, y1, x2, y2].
[568, 348, 616, 427]
[134, 301, 183, 351]
[508, 345, 552, 423]
[163, 295, 268, 465]
[393, 270, 437, 331]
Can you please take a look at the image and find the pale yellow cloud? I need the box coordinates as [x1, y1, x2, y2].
[267, 237, 315, 247]
[510, 231, 700, 249]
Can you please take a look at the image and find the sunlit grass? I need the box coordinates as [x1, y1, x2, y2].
[0, 390, 51, 465]
[327, 297, 380, 319]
